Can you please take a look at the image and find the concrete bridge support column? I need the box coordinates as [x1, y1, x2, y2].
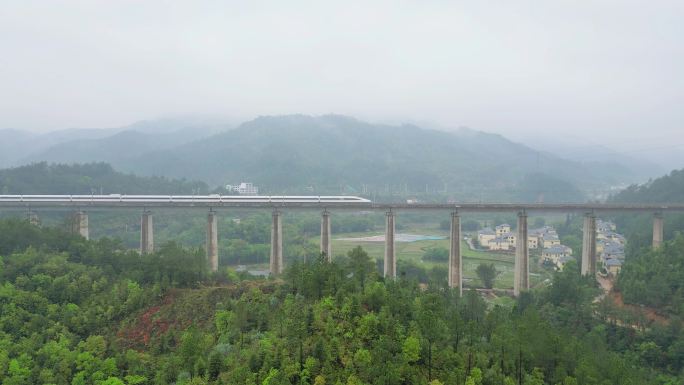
[653, 213, 664, 249]
[581, 213, 597, 276]
[207, 210, 219, 272]
[448, 211, 462, 295]
[140, 210, 154, 254]
[320, 210, 332, 261]
[270, 210, 283, 275]
[514, 211, 529, 296]
[72, 211, 89, 240]
[384, 210, 396, 278]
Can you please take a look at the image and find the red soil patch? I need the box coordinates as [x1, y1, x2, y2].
[610, 290, 669, 325]
[116, 281, 276, 349]
[597, 275, 669, 326]
[117, 291, 178, 348]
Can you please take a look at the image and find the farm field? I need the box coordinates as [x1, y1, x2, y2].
[323, 224, 552, 290]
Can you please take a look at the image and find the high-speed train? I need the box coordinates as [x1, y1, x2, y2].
[0, 194, 372, 205]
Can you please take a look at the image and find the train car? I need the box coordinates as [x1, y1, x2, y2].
[0, 194, 372, 206]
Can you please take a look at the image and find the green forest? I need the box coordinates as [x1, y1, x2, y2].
[608, 168, 684, 315]
[2, 217, 684, 385]
[0, 163, 207, 195]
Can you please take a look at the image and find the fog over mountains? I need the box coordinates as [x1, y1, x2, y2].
[2, 115, 664, 201]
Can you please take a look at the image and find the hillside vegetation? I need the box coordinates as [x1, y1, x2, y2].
[2, 220, 684, 384]
[599, 168, 684, 328]
[610, 168, 684, 203]
[0, 163, 207, 195]
[616, 235, 684, 315]
[609, 168, 684, 251]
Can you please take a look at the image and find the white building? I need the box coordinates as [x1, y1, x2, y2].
[226, 182, 259, 195]
[488, 236, 512, 251]
[478, 228, 496, 246]
[495, 224, 511, 236]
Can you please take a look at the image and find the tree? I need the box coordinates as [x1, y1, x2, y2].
[475, 263, 498, 289]
[402, 336, 421, 363]
[347, 246, 374, 290]
[208, 352, 223, 381]
[423, 247, 448, 262]
[417, 292, 448, 381]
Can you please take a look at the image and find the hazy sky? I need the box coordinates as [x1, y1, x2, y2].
[1, 1, 682, 150]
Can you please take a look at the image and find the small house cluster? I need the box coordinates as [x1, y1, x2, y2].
[477, 224, 574, 271]
[476, 219, 626, 274]
[533, 226, 574, 271]
[597, 219, 625, 275]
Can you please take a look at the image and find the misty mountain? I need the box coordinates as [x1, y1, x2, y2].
[510, 135, 666, 182]
[22, 129, 215, 165]
[1, 118, 233, 168]
[1, 127, 123, 168]
[116, 115, 643, 201]
[0, 129, 34, 167]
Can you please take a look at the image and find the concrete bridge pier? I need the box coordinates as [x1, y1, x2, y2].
[207, 210, 219, 272]
[514, 211, 529, 296]
[270, 209, 283, 275]
[581, 213, 597, 276]
[653, 213, 664, 249]
[320, 210, 332, 261]
[448, 211, 462, 296]
[140, 210, 154, 254]
[72, 211, 89, 240]
[384, 210, 396, 278]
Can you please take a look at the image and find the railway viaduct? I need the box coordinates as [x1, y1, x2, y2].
[2, 195, 682, 297]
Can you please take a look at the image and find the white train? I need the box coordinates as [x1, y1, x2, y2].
[0, 194, 372, 204]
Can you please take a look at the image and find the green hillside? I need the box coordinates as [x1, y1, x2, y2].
[607, 168, 684, 250]
[0, 162, 207, 195]
[610, 168, 684, 203]
[1, 221, 683, 384]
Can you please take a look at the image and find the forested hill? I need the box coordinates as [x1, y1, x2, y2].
[0, 162, 207, 194]
[610, 168, 684, 203]
[119, 115, 634, 201]
[2, 219, 684, 384]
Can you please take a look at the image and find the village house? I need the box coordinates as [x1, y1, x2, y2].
[495, 224, 511, 236]
[542, 233, 561, 248]
[477, 227, 496, 247]
[556, 255, 575, 271]
[502, 232, 516, 246]
[487, 236, 512, 251]
[542, 244, 572, 262]
[530, 226, 561, 248]
[600, 242, 625, 263]
[597, 219, 617, 233]
[605, 258, 623, 275]
[595, 218, 626, 276]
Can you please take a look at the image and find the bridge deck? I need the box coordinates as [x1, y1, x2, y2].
[0, 195, 682, 213]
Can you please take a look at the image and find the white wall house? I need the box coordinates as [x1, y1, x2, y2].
[226, 182, 259, 195]
[495, 224, 511, 236]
